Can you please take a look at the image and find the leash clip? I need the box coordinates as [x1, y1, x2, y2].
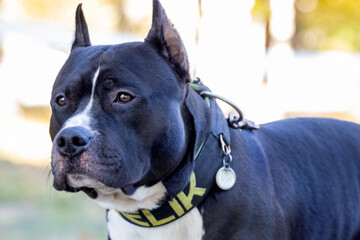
[220, 134, 231, 156]
[216, 134, 236, 191]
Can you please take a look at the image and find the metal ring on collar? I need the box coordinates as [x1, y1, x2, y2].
[199, 91, 244, 127]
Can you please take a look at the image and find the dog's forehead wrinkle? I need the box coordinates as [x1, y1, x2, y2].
[95, 43, 184, 92]
[53, 46, 106, 88]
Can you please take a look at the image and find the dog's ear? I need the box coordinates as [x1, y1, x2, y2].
[72, 4, 91, 50]
[145, 0, 190, 82]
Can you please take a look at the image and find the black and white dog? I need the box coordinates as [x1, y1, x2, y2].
[50, 1, 360, 239]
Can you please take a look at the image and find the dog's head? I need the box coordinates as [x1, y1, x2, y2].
[50, 1, 196, 211]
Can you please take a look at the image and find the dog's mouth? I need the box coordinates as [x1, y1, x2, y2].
[64, 183, 98, 199]
[51, 151, 132, 197]
[63, 174, 99, 198]
[63, 173, 138, 199]
[52, 161, 140, 200]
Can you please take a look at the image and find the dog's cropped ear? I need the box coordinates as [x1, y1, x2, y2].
[145, 0, 190, 82]
[72, 4, 91, 50]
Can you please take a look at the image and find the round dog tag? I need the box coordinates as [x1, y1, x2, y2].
[216, 166, 236, 190]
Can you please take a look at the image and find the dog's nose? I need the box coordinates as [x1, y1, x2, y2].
[56, 127, 92, 157]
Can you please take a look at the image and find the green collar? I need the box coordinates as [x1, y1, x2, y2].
[188, 82, 211, 107]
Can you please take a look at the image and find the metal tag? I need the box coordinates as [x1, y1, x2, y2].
[216, 166, 236, 190]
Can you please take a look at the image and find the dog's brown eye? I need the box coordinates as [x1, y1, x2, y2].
[115, 92, 133, 103]
[56, 96, 66, 106]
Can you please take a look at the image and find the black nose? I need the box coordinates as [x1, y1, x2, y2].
[56, 127, 92, 157]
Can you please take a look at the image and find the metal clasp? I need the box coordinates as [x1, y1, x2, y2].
[219, 134, 232, 168]
[219, 134, 231, 155]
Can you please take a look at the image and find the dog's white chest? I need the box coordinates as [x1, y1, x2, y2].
[107, 208, 204, 240]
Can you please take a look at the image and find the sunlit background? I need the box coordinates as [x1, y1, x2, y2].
[0, 0, 360, 239]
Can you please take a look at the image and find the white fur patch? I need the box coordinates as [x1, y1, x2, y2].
[58, 67, 100, 134]
[94, 182, 167, 212]
[107, 208, 204, 240]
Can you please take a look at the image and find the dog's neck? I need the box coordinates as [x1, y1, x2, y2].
[115, 84, 231, 228]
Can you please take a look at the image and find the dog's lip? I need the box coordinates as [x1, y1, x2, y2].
[56, 175, 138, 198]
[62, 177, 99, 199]
[65, 184, 98, 199]
[66, 171, 139, 194]
[64, 172, 136, 198]
[52, 172, 68, 191]
[52, 170, 97, 199]
[53, 166, 140, 197]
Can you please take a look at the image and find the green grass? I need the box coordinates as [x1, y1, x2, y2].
[0, 159, 107, 240]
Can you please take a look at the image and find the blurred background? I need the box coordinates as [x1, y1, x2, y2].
[0, 0, 360, 239]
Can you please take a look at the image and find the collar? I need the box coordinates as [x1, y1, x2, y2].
[116, 81, 235, 228]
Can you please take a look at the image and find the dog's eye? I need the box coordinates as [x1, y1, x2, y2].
[114, 92, 133, 103]
[56, 96, 66, 106]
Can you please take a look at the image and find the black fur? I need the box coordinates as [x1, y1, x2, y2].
[199, 118, 360, 239]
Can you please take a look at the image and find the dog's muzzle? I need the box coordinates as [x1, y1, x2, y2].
[52, 126, 94, 193]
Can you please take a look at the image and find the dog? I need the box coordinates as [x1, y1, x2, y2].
[50, 1, 360, 239]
